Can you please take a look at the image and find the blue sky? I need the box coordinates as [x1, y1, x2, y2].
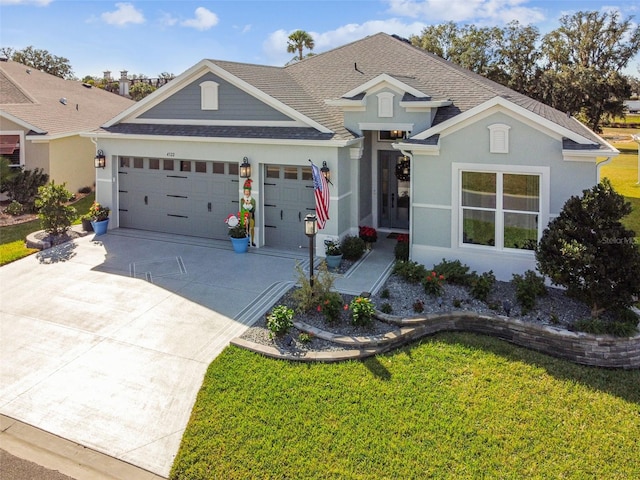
[1, 0, 639, 79]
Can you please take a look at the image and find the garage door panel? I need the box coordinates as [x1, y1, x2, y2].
[117, 159, 237, 239]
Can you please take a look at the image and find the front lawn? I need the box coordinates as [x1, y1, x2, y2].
[171, 337, 640, 480]
[0, 192, 94, 266]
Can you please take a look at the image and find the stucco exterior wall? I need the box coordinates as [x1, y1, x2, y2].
[409, 110, 599, 280]
[48, 135, 95, 193]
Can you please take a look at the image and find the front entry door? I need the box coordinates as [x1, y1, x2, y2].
[378, 151, 410, 229]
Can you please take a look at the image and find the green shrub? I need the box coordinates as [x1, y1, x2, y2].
[422, 271, 445, 296]
[317, 291, 345, 324]
[536, 179, 640, 317]
[292, 262, 336, 313]
[380, 303, 393, 314]
[572, 316, 638, 337]
[512, 270, 546, 314]
[4, 200, 23, 216]
[470, 270, 495, 302]
[298, 332, 312, 344]
[35, 181, 76, 236]
[394, 241, 409, 261]
[393, 260, 427, 284]
[349, 296, 376, 327]
[380, 288, 390, 299]
[432, 258, 474, 286]
[341, 235, 365, 260]
[266, 305, 294, 338]
[0, 167, 48, 210]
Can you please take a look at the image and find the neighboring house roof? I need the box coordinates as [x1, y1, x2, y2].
[0, 60, 134, 138]
[101, 33, 611, 150]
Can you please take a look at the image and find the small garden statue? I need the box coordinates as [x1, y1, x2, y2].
[240, 178, 256, 246]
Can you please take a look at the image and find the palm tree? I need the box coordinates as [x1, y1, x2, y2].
[287, 30, 315, 62]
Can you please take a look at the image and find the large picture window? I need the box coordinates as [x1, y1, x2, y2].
[461, 170, 540, 251]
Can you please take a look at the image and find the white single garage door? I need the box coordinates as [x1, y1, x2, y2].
[263, 165, 316, 249]
[118, 157, 239, 239]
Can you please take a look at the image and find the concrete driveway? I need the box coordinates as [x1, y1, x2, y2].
[0, 229, 307, 477]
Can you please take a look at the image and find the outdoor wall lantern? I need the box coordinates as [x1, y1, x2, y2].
[304, 213, 318, 288]
[240, 157, 251, 178]
[321, 160, 331, 183]
[94, 150, 106, 169]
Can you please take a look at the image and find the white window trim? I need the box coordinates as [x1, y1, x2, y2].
[376, 92, 394, 118]
[451, 162, 550, 253]
[200, 80, 219, 110]
[488, 123, 510, 153]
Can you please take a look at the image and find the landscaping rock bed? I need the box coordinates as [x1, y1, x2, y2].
[240, 273, 636, 357]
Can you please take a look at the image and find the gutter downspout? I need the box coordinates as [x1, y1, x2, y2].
[596, 156, 613, 183]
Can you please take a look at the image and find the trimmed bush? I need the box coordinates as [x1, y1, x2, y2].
[512, 270, 546, 314]
[266, 305, 294, 338]
[393, 260, 427, 284]
[35, 181, 76, 236]
[432, 259, 474, 286]
[341, 235, 366, 260]
[470, 271, 496, 302]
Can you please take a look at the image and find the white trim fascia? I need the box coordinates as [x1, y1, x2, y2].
[80, 131, 361, 148]
[0, 110, 46, 134]
[413, 96, 605, 147]
[27, 131, 86, 142]
[562, 149, 619, 162]
[104, 60, 333, 134]
[342, 74, 428, 99]
[358, 122, 414, 131]
[393, 141, 440, 155]
[123, 118, 309, 127]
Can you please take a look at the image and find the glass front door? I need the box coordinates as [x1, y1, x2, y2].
[378, 151, 410, 229]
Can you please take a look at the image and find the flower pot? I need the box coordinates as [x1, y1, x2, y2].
[325, 254, 343, 270]
[91, 219, 109, 236]
[81, 218, 93, 232]
[230, 236, 249, 253]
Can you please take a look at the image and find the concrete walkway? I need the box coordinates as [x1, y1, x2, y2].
[0, 229, 396, 478]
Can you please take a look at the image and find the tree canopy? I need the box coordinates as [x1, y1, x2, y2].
[3, 46, 74, 79]
[410, 10, 640, 132]
[287, 30, 315, 62]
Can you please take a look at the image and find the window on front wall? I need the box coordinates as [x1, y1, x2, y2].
[461, 171, 540, 251]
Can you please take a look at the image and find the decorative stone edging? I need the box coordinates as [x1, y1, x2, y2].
[25, 225, 90, 250]
[233, 310, 640, 368]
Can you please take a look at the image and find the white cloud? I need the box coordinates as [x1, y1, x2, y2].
[263, 19, 426, 66]
[101, 2, 145, 26]
[159, 11, 178, 27]
[181, 7, 219, 31]
[385, 0, 544, 24]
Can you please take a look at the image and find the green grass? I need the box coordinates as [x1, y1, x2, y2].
[172, 337, 640, 480]
[0, 192, 94, 266]
[601, 140, 640, 238]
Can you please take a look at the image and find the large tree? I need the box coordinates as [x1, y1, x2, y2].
[8, 45, 74, 79]
[287, 30, 315, 62]
[538, 11, 640, 132]
[410, 23, 503, 78]
[495, 21, 541, 97]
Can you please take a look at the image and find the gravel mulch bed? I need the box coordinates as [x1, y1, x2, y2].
[240, 273, 608, 355]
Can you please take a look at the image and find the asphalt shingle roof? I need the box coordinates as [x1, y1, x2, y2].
[0, 60, 134, 136]
[210, 33, 604, 146]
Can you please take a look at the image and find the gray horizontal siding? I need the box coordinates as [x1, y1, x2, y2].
[140, 72, 292, 122]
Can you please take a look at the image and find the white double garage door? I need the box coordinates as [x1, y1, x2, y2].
[118, 158, 315, 248]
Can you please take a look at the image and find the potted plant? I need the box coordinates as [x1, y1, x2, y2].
[88, 201, 110, 235]
[80, 213, 94, 232]
[359, 225, 377, 249]
[324, 239, 343, 270]
[225, 213, 249, 253]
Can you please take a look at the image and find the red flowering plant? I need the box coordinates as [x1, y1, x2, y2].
[316, 292, 346, 324]
[422, 271, 446, 296]
[396, 233, 409, 243]
[359, 226, 378, 243]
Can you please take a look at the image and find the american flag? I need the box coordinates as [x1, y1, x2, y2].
[311, 161, 330, 229]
